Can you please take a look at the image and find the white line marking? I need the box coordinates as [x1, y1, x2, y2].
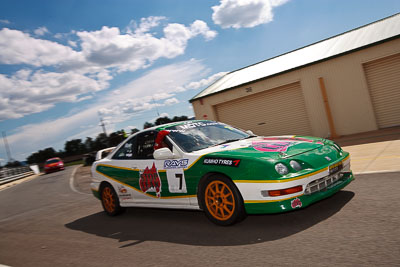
[69, 165, 90, 195]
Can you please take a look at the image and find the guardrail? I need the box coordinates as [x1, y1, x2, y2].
[0, 166, 34, 185]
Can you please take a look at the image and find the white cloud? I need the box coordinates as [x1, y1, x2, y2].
[7, 107, 99, 160]
[76, 19, 216, 72]
[185, 71, 227, 90]
[212, 0, 289, 29]
[5, 60, 209, 160]
[0, 28, 82, 66]
[0, 19, 10, 24]
[68, 40, 77, 47]
[34, 26, 50, 36]
[0, 19, 216, 71]
[0, 17, 217, 121]
[190, 20, 218, 40]
[77, 95, 93, 102]
[127, 16, 166, 35]
[0, 69, 111, 120]
[164, 97, 180, 105]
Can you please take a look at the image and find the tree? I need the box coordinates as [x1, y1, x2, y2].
[64, 139, 86, 156]
[171, 115, 189, 122]
[27, 147, 57, 164]
[84, 137, 95, 152]
[154, 116, 172, 125]
[93, 133, 109, 151]
[130, 128, 139, 135]
[143, 122, 154, 129]
[5, 161, 23, 167]
[143, 115, 190, 128]
[108, 130, 127, 146]
[25, 116, 191, 163]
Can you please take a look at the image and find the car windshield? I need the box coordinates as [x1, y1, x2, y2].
[165, 121, 252, 152]
[46, 159, 60, 164]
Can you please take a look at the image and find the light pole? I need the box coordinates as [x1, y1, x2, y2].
[97, 112, 107, 136]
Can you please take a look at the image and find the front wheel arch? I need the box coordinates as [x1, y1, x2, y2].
[197, 172, 223, 210]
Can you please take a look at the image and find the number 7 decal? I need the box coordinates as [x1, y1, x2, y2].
[166, 169, 187, 193]
[175, 173, 183, 190]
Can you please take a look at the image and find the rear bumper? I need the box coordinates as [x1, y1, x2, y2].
[243, 171, 354, 214]
[90, 181, 101, 200]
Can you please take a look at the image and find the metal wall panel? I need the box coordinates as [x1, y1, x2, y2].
[214, 82, 312, 136]
[192, 14, 400, 101]
[364, 53, 400, 128]
[193, 38, 400, 137]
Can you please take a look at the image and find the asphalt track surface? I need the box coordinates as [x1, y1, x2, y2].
[0, 166, 399, 267]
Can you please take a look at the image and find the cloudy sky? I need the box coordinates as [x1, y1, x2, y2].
[0, 0, 399, 162]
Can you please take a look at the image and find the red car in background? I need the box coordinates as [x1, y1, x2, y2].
[44, 157, 65, 174]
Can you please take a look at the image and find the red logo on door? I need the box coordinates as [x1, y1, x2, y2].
[139, 162, 162, 197]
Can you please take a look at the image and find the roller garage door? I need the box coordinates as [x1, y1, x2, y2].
[214, 82, 312, 136]
[364, 53, 400, 128]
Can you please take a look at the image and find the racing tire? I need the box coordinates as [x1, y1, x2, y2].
[100, 184, 125, 216]
[200, 175, 246, 226]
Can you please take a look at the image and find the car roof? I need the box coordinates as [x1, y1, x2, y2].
[123, 120, 219, 141]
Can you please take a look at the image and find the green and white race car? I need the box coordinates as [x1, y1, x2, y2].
[91, 120, 354, 225]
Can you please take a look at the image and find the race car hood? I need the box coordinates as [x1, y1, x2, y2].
[197, 136, 325, 159]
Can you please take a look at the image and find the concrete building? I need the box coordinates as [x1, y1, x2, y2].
[190, 13, 400, 139]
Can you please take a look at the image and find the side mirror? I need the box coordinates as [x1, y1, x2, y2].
[153, 147, 174, 160]
[95, 147, 116, 161]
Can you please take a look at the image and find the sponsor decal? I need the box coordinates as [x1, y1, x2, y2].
[118, 186, 127, 194]
[325, 156, 331, 161]
[252, 141, 294, 152]
[120, 194, 132, 201]
[291, 198, 302, 209]
[176, 122, 219, 130]
[262, 137, 323, 144]
[164, 159, 189, 169]
[139, 162, 162, 197]
[117, 185, 132, 200]
[251, 137, 323, 152]
[203, 157, 241, 167]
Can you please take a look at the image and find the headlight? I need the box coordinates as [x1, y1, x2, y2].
[331, 141, 342, 152]
[290, 160, 302, 171]
[275, 163, 289, 175]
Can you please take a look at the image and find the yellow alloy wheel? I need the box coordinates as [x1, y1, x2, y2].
[205, 180, 236, 221]
[102, 186, 116, 213]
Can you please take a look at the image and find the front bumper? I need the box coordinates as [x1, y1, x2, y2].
[243, 171, 354, 214]
[44, 166, 64, 173]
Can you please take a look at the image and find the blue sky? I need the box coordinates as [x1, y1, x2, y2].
[0, 0, 399, 162]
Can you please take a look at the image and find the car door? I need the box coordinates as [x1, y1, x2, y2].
[104, 134, 139, 203]
[108, 130, 190, 206]
[133, 131, 191, 206]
